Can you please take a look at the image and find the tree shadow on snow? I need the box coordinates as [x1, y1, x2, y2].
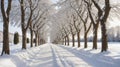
[59, 45, 120, 67]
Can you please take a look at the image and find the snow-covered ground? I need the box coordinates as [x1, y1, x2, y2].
[0, 42, 120, 67]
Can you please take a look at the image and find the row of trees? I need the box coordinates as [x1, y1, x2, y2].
[80, 26, 120, 42]
[0, 0, 52, 55]
[50, 0, 120, 52]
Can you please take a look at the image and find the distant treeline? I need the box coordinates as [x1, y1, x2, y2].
[69, 26, 120, 42]
[85, 26, 120, 42]
[71, 37, 120, 42]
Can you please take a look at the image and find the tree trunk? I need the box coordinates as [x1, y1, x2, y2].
[22, 30, 26, 49]
[84, 33, 87, 48]
[20, 0, 27, 49]
[30, 29, 33, 47]
[35, 33, 38, 46]
[67, 35, 69, 46]
[72, 34, 75, 47]
[1, 20, 10, 55]
[77, 32, 80, 48]
[1, 0, 12, 55]
[93, 26, 98, 49]
[101, 22, 108, 52]
[38, 35, 40, 45]
[101, 0, 110, 52]
[65, 37, 66, 45]
[92, 0, 111, 52]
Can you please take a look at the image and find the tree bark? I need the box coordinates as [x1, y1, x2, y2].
[35, 32, 38, 46]
[84, 33, 87, 48]
[30, 29, 33, 47]
[67, 35, 69, 46]
[22, 30, 27, 49]
[38, 35, 40, 45]
[77, 32, 80, 48]
[72, 34, 75, 47]
[93, 25, 98, 49]
[65, 37, 67, 45]
[101, 22, 108, 52]
[1, 19, 10, 55]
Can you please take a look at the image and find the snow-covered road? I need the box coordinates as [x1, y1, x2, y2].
[0, 43, 120, 67]
[12, 44, 91, 67]
[50, 44, 91, 67]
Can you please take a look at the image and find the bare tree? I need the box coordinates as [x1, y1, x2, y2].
[84, 0, 99, 49]
[73, 14, 82, 48]
[70, 1, 92, 48]
[19, 0, 39, 49]
[1, 0, 12, 55]
[92, 0, 111, 52]
[69, 21, 76, 47]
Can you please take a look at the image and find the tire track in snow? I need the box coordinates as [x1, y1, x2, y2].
[50, 44, 72, 67]
[52, 45, 91, 67]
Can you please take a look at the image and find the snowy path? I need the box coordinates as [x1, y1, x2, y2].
[11, 44, 91, 67]
[0, 43, 120, 67]
[51, 44, 91, 67]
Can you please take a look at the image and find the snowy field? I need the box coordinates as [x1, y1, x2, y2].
[0, 42, 120, 67]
